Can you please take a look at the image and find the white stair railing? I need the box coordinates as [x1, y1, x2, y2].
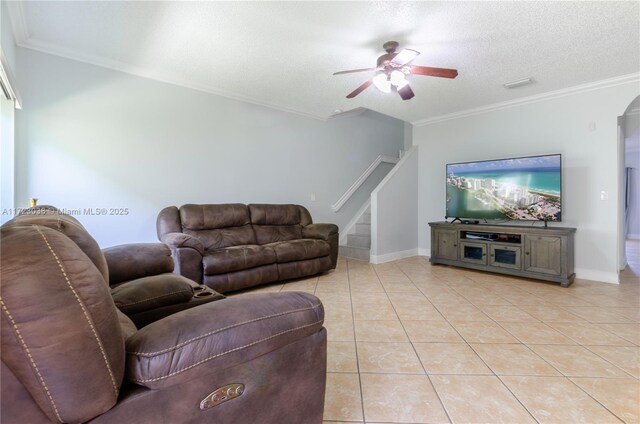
[331, 155, 399, 212]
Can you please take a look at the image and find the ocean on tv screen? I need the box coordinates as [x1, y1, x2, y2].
[446, 155, 561, 221]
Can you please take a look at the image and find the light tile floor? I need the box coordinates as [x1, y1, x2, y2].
[241, 243, 640, 424]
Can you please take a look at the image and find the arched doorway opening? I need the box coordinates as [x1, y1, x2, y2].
[618, 95, 640, 283]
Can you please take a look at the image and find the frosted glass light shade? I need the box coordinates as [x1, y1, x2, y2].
[372, 73, 391, 93]
[390, 70, 408, 88]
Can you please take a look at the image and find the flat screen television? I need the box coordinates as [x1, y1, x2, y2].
[446, 154, 562, 222]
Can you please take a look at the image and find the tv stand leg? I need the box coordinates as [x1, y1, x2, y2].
[450, 217, 462, 224]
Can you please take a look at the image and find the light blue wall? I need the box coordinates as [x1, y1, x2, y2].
[414, 82, 640, 283]
[15, 48, 404, 247]
[371, 146, 418, 261]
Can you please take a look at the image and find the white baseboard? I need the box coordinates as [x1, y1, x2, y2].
[626, 233, 640, 240]
[574, 268, 619, 284]
[370, 248, 421, 264]
[418, 248, 430, 257]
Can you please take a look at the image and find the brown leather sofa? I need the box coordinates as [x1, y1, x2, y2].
[1, 207, 327, 423]
[157, 203, 339, 293]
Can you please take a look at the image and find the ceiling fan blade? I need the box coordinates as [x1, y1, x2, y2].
[346, 80, 373, 98]
[398, 84, 415, 101]
[333, 67, 378, 75]
[391, 49, 420, 66]
[410, 65, 458, 79]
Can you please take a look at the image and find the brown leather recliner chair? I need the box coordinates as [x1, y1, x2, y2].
[5, 206, 225, 328]
[1, 208, 327, 423]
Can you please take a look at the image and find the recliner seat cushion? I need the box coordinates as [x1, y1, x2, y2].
[185, 227, 256, 250]
[267, 239, 331, 263]
[203, 245, 277, 275]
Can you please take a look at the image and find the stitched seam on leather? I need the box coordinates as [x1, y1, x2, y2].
[131, 319, 323, 383]
[35, 225, 120, 399]
[0, 298, 64, 423]
[115, 289, 193, 308]
[128, 302, 322, 356]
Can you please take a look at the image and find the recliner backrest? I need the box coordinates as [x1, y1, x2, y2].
[179, 204, 257, 250]
[249, 204, 312, 245]
[0, 223, 125, 423]
[10, 206, 110, 283]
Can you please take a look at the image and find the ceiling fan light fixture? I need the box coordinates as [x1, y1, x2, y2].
[390, 70, 408, 88]
[373, 72, 391, 93]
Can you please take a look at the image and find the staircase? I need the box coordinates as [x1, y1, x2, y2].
[339, 208, 371, 261]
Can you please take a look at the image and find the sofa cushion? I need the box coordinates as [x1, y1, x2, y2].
[267, 239, 331, 263]
[203, 245, 277, 275]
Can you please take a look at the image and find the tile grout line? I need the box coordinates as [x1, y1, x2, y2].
[346, 258, 367, 423]
[322, 256, 639, 424]
[373, 261, 458, 424]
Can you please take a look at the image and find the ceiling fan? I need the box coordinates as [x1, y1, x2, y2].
[333, 41, 458, 100]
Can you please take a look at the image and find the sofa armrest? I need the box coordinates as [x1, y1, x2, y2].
[160, 232, 204, 255]
[103, 243, 175, 285]
[302, 223, 339, 241]
[125, 292, 324, 389]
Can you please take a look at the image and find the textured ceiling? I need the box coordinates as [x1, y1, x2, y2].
[8, 1, 640, 122]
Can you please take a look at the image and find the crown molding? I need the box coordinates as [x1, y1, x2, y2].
[327, 107, 368, 120]
[5, 1, 29, 45]
[413, 73, 640, 127]
[17, 37, 332, 121]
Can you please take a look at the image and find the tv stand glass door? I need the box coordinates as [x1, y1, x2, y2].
[489, 245, 521, 269]
[460, 241, 487, 265]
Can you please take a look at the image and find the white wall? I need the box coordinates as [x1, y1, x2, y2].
[14, 48, 404, 247]
[403, 122, 413, 151]
[370, 146, 418, 263]
[1, 2, 17, 71]
[415, 82, 639, 283]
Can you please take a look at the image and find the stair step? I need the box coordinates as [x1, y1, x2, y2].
[339, 245, 370, 261]
[355, 223, 370, 234]
[347, 233, 370, 248]
[359, 213, 371, 224]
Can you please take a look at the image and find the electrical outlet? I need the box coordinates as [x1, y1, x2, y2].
[310, 193, 316, 201]
[600, 190, 608, 201]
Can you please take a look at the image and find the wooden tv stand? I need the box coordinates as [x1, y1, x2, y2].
[429, 222, 576, 287]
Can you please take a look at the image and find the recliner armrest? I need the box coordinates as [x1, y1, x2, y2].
[160, 232, 204, 255]
[111, 274, 195, 315]
[125, 292, 324, 389]
[302, 223, 339, 241]
[103, 243, 175, 285]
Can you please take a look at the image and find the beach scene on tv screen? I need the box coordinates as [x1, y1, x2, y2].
[446, 155, 561, 221]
